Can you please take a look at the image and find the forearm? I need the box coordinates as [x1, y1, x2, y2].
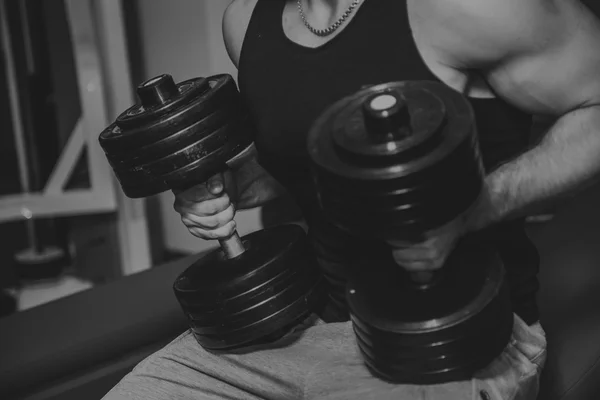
[235, 171, 287, 210]
[468, 105, 600, 231]
[231, 156, 287, 210]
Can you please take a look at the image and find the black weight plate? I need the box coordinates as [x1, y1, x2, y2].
[322, 192, 477, 226]
[190, 267, 321, 334]
[312, 132, 482, 193]
[113, 128, 231, 187]
[147, 118, 254, 193]
[314, 144, 483, 206]
[307, 81, 484, 240]
[99, 74, 240, 155]
[357, 326, 510, 385]
[105, 104, 242, 168]
[116, 133, 250, 198]
[320, 168, 479, 209]
[185, 263, 317, 323]
[330, 88, 447, 169]
[315, 134, 483, 200]
[349, 282, 511, 349]
[173, 224, 314, 306]
[116, 76, 210, 131]
[116, 118, 254, 197]
[112, 114, 246, 184]
[313, 144, 483, 235]
[359, 318, 513, 384]
[353, 320, 511, 376]
[307, 81, 477, 183]
[192, 277, 328, 351]
[346, 239, 505, 334]
[351, 301, 512, 360]
[181, 261, 305, 315]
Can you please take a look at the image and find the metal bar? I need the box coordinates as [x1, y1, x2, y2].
[64, 0, 116, 198]
[89, 0, 152, 275]
[18, 0, 35, 74]
[219, 233, 246, 259]
[0, 0, 40, 248]
[0, 191, 117, 222]
[44, 118, 85, 195]
[0, 0, 31, 195]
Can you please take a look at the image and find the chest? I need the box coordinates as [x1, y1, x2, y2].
[281, 0, 494, 99]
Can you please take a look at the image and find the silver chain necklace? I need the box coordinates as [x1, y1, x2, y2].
[297, 0, 362, 37]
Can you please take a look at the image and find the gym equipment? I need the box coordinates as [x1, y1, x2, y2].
[307, 81, 513, 384]
[99, 74, 327, 351]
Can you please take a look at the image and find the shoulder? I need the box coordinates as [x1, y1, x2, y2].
[222, 0, 260, 68]
[419, 0, 565, 68]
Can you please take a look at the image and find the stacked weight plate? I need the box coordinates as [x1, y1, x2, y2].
[98, 73, 328, 351]
[348, 240, 512, 384]
[99, 74, 253, 198]
[174, 224, 327, 350]
[307, 82, 484, 241]
[307, 81, 513, 384]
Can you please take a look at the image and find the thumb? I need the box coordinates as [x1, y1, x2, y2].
[206, 173, 225, 196]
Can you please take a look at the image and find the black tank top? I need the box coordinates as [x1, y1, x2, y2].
[238, 0, 541, 325]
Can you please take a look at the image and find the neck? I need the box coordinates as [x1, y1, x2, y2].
[302, 0, 352, 27]
[305, 0, 340, 8]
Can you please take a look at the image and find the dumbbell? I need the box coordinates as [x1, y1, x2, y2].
[98, 74, 328, 351]
[307, 82, 513, 384]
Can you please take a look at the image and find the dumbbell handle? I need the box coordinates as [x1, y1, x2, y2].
[409, 270, 441, 290]
[219, 233, 245, 259]
[216, 143, 257, 259]
[410, 271, 435, 284]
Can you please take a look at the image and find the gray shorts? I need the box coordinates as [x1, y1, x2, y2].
[102, 313, 547, 400]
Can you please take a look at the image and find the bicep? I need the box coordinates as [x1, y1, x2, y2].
[484, 0, 600, 116]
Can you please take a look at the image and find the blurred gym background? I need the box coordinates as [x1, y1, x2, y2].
[0, 0, 304, 317]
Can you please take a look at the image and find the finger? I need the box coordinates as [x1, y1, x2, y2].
[411, 271, 435, 284]
[394, 257, 445, 273]
[182, 203, 235, 229]
[221, 170, 237, 202]
[189, 220, 237, 240]
[173, 184, 216, 210]
[391, 247, 437, 262]
[176, 193, 232, 217]
[207, 173, 225, 196]
[393, 259, 432, 273]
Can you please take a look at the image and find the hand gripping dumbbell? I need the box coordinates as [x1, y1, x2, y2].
[307, 82, 514, 384]
[99, 74, 328, 351]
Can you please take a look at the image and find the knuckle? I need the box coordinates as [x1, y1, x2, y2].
[206, 196, 229, 215]
[189, 227, 208, 239]
[201, 216, 220, 229]
[180, 216, 193, 228]
[223, 204, 236, 219]
[203, 230, 218, 240]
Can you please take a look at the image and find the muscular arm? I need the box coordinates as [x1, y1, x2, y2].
[222, 0, 287, 210]
[429, 0, 600, 230]
[229, 145, 289, 210]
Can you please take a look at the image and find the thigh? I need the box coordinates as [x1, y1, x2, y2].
[101, 315, 342, 400]
[304, 314, 547, 400]
[474, 314, 547, 400]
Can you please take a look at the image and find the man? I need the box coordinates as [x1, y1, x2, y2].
[103, 1, 600, 399]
